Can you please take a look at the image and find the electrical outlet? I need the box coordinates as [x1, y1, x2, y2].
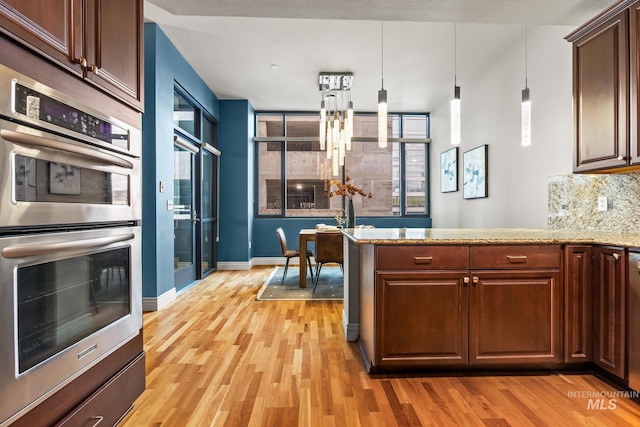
[167, 200, 174, 211]
[597, 196, 607, 212]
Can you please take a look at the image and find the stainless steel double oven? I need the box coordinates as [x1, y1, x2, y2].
[0, 64, 142, 426]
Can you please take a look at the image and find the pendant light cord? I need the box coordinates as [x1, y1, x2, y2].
[454, 23, 457, 86]
[524, 25, 528, 89]
[381, 21, 384, 89]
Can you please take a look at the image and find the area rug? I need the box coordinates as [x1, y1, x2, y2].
[256, 266, 343, 300]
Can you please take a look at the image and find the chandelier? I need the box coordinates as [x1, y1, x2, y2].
[318, 72, 354, 175]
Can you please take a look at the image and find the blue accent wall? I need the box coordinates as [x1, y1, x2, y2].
[218, 100, 254, 262]
[142, 23, 433, 295]
[142, 23, 219, 298]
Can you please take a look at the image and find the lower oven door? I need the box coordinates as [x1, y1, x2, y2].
[0, 226, 141, 426]
[0, 118, 141, 229]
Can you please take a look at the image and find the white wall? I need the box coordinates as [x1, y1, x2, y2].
[429, 26, 575, 228]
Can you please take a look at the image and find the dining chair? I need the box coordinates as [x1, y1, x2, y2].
[313, 231, 343, 293]
[276, 227, 314, 284]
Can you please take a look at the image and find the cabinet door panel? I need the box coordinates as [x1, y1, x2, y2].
[593, 246, 626, 379]
[376, 271, 468, 366]
[85, 0, 143, 110]
[564, 245, 593, 363]
[469, 270, 562, 365]
[572, 11, 628, 172]
[0, 0, 83, 76]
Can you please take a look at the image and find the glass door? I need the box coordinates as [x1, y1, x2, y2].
[200, 145, 220, 277]
[173, 137, 198, 290]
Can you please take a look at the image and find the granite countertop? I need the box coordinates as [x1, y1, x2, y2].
[342, 227, 640, 248]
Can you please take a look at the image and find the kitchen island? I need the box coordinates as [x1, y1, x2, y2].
[341, 228, 640, 374]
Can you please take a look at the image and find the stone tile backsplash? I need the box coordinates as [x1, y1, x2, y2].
[548, 172, 640, 234]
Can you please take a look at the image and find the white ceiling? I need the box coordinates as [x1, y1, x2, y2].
[144, 0, 617, 112]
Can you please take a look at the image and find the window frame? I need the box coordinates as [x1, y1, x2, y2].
[254, 111, 431, 219]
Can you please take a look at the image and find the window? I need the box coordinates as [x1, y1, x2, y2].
[255, 112, 429, 218]
[173, 88, 200, 138]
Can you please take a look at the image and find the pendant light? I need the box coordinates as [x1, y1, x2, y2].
[451, 23, 461, 145]
[521, 25, 531, 147]
[346, 94, 353, 150]
[378, 21, 388, 148]
[318, 73, 353, 168]
[319, 99, 326, 150]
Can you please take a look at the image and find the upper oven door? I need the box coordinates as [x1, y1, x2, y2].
[0, 119, 141, 229]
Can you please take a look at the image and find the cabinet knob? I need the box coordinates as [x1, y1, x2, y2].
[463, 277, 470, 285]
[472, 276, 479, 285]
[613, 253, 620, 261]
[617, 156, 626, 161]
[90, 64, 99, 75]
[75, 57, 87, 67]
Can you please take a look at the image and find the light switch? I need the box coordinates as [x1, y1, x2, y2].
[159, 181, 165, 193]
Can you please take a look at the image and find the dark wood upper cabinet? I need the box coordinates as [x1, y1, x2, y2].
[567, 0, 640, 172]
[0, 0, 143, 111]
[569, 8, 629, 172]
[83, 0, 143, 110]
[0, 0, 83, 76]
[629, 2, 640, 165]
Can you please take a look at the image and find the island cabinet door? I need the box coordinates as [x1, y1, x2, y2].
[468, 270, 563, 365]
[592, 246, 626, 379]
[375, 271, 469, 367]
[564, 245, 593, 363]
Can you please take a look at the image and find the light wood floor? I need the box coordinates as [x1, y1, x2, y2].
[121, 266, 640, 426]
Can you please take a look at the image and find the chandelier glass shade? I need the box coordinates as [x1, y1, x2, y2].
[318, 73, 354, 176]
[451, 86, 461, 146]
[521, 87, 531, 146]
[378, 21, 387, 148]
[451, 23, 461, 146]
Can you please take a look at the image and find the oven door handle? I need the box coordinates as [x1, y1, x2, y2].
[0, 129, 133, 169]
[2, 233, 135, 258]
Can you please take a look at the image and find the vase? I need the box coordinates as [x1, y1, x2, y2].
[346, 198, 355, 228]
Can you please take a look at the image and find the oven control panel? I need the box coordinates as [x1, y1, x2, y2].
[13, 83, 129, 150]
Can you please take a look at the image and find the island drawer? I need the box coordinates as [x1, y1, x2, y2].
[376, 245, 469, 270]
[470, 245, 561, 269]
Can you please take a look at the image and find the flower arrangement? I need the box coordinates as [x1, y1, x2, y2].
[328, 176, 372, 200]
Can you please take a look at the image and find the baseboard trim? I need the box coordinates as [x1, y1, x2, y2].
[343, 310, 359, 342]
[142, 287, 176, 311]
[217, 257, 316, 270]
[217, 261, 253, 270]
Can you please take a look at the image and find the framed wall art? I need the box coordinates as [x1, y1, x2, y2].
[440, 147, 458, 193]
[463, 145, 488, 199]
